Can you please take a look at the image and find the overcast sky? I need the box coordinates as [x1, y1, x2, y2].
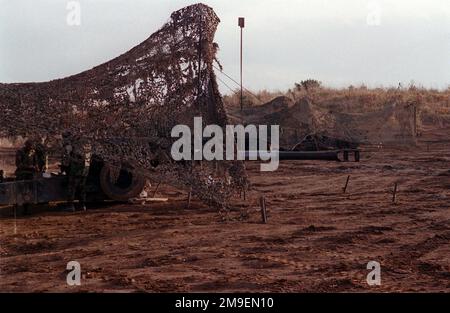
[0, 0, 449, 93]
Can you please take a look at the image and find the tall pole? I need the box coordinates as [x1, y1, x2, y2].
[197, 14, 203, 101]
[238, 17, 245, 111]
[240, 26, 243, 110]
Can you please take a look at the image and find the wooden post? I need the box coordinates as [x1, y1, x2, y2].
[392, 183, 398, 203]
[259, 196, 267, 223]
[414, 103, 417, 137]
[186, 189, 192, 209]
[343, 175, 350, 193]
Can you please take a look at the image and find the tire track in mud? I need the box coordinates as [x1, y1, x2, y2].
[384, 230, 450, 280]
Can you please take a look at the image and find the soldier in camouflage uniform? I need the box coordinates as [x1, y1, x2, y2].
[35, 139, 48, 173]
[61, 132, 72, 175]
[15, 140, 38, 180]
[65, 137, 91, 212]
[15, 140, 39, 215]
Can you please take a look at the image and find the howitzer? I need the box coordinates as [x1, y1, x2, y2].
[244, 149, 360, 162]
[0, 156, 146, 208]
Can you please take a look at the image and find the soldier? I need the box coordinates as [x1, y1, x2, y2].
[66, 137, 91, 212]
[35, 139, 48, 173]
[60, 131, 72, 175]
[15, 140, 38, 181]
[15, 140, 39, 215]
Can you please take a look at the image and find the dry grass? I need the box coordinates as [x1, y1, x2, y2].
[223, 84, 450, 118]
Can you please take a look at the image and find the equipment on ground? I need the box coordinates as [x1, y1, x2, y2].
[0, 156, 145, 208]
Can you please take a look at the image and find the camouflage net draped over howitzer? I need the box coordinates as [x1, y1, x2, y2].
[0, 3, 249, 207]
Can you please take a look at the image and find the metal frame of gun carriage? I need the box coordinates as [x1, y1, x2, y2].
[0, 156, 146, 212]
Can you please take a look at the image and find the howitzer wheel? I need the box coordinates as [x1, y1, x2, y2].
[99, 165, 146, 201]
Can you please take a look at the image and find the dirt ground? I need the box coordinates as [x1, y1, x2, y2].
[0, 128, 449, 292]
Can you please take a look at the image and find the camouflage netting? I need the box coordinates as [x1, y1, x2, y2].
[0, 3, 248, 208]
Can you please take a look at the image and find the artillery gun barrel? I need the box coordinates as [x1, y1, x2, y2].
[244, 149, 360, 162]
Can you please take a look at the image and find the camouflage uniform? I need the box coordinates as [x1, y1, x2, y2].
[35, 142, 47, 173]
[15, 140, 38, 215]
[15, 141, 38, 180]
[66, 141, 91, 211]
[61, 134, 72, 174]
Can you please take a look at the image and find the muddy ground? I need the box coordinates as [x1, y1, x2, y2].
[0, 129, 449, 292]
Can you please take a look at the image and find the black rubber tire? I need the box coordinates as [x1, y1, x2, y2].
[99, 165, 146, 201]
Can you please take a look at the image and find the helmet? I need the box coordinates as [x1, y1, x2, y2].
[24, 139, 34, 149]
